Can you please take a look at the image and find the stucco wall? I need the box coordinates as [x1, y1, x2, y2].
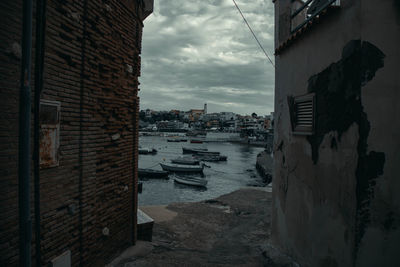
[355, 1, 400, 266]
[272, 0, 400, 266]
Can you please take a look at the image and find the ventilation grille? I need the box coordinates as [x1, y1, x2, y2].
[289, 93, 315, 135]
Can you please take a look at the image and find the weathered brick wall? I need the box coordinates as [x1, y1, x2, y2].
[0, 0, 146, 265]
[0, 1, 23, 265]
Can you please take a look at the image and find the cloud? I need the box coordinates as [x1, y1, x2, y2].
[139, 0, 275, 115]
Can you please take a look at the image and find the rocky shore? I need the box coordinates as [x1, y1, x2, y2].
[108, 187, 297, 267]
[256, 151, 273, 184]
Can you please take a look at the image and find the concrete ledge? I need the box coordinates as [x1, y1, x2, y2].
[139, 205, 178, 223]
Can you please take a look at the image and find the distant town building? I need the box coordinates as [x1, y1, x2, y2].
[189, 103, 207, 121]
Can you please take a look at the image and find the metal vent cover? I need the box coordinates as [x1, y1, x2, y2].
[288, 93, 315, 135]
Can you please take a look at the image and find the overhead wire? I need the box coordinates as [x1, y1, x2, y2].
[232, 0, 275, 68]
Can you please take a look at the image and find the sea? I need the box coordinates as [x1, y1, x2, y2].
[138, 135, 267, 205]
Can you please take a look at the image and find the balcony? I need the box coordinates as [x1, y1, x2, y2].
[291, 0, 340, 33]
[275, 0, 340, 54]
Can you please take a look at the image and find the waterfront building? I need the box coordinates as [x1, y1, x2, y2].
[219, 112, 236, 122]
[272, 0, 400, 266]
[188, 103, 207, 121]
[0, 0, 153, 265]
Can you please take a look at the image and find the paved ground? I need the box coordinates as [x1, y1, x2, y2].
[108, 187, 296, 267]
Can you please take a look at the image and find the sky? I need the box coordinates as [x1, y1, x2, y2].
[139, 0, 275, 116]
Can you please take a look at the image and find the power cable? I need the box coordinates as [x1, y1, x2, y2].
[232, 0, 275, 68]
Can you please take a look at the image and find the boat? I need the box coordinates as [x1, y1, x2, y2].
[171, 156, 200, 165]
[190, 139, 203, 144]
[167, 139, 180, 142]
[138, 168, 169, 179]
[195, 154, 227, 162]
[193, 150, 220, 156]
[160, 163, 204, 173]
[138, 147, 157, 155]
[182, 147, 208, 154]
[173, 175, 207, 188]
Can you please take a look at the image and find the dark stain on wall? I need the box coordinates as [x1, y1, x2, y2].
[306, 40, 384, 164]
[383, 211, 396, 231]
[355, 150, 385, 248]
[330, 137, 338, 150]
[305, 40, 387, 253]
[394, 0, 400, 24]
[277, 140, 284, 152]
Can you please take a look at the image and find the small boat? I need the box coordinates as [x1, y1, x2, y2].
[160, 163, 204, 173]
[138, 168, 169, 179]
[173, 175, 207, 188]
[139, 148, 157, 155]
[167, 139, 180, 142]
[179, 139, 188, 142]
[182, 147, 208, 154]
[194, 150, 220, 156]
[195, 155, 227, 162]
[171, 156, 200, 165]
[190, 139, 203, 144]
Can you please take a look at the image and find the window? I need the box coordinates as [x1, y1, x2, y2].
[288, 93, 315, 135]
[291, 0, 341, 33]
[40, 100, 61, 168]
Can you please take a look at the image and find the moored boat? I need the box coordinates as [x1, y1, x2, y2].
[171, 156, 200, 165]
[160, 163, 204, 173]
[195, 154, 227, 162]
[194, 150, 220, 156]
[182, 147, 208, 154]
[139, 147, 157, 155]
[173, 175, 207, 187]
[138, 168, 169, 179]
[190, 139, 203, 144]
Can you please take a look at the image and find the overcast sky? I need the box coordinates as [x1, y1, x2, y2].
[139, 0, 275, 116]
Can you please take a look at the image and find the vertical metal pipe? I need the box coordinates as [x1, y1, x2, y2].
[78, 1, 89, 265]
[34, 0, 47, 266]
[19, 0, 33, 266]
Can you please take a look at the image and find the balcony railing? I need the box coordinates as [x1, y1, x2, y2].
[291, 0, 340, 33]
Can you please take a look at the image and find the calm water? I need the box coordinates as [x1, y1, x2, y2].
[138, 136, 265, 205]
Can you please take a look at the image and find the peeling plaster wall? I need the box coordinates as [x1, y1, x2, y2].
[272, 0, 400, 266]
[354, 0, 400, 266]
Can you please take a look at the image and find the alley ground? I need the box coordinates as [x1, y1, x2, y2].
[107, 187, 297, 267]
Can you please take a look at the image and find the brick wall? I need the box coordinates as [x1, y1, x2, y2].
[0, 0, 23, 264]
[0, 0, 150, 265]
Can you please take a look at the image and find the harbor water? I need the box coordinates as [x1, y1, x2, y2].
[138, 135, 266, 205]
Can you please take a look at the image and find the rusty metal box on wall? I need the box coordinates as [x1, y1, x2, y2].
[40, 99, 61, 169]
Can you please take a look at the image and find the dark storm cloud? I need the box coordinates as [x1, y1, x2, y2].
[139, 0, 275, 115]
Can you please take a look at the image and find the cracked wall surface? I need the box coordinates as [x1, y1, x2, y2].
[272, 0, 400, 266]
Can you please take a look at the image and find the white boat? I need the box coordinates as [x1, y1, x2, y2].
[160, 163, 204, 173]
[171, 156, 200, 165]
[173, 175, 207, 187]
